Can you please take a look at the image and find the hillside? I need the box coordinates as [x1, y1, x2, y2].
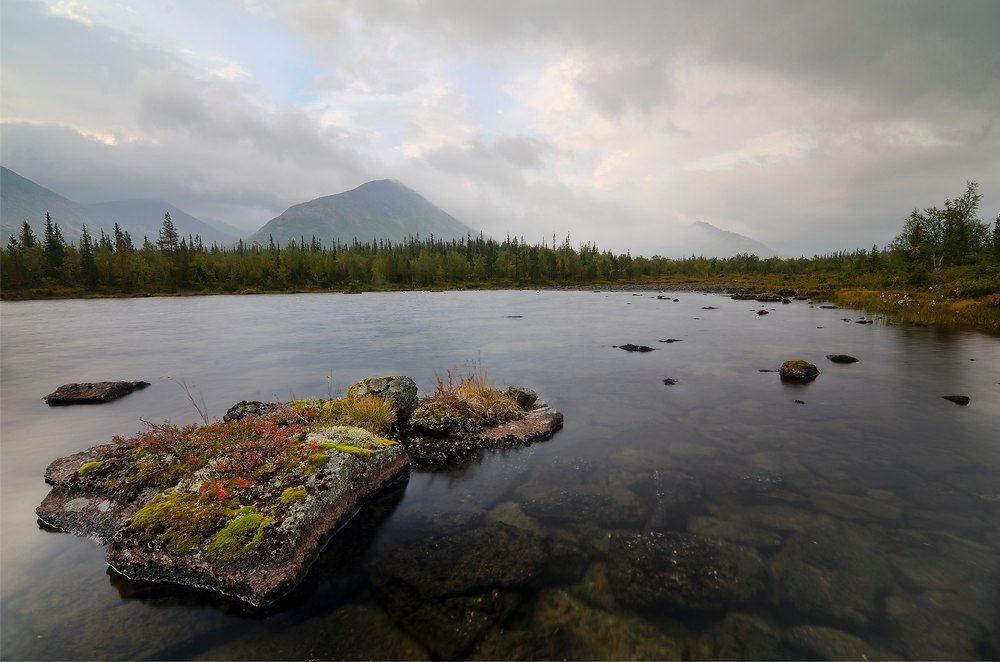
[249, 179, 475, 247]
[0, 167, 237, 246]
[673, 221, 779, 258]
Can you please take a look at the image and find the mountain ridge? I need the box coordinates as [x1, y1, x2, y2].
[249, 179, 476, 247]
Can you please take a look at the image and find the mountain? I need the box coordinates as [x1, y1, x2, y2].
[249, 179, 475, 247]
[672, 221, 779, 258]
[1, 166, 91, 241]
[84, 200, 239, 246]
[1, 166, 237, 246]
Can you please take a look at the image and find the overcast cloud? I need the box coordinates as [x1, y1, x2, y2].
[2, 0, 997, 256]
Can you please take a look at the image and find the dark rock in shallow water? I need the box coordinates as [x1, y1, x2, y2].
[663, 378, 678, 386]
[826, 354, 859, 364]
[819, 304, 839, 309]
[369, 523, 548, 659]
[658, 338, 682, 343]
[941, 395, 971, 405]
[756, 310, 769, 315]
[43, 381, 149, 405]
[701, 306, 718, 310]
[608, 532, 768, 613]
[779, 360, 820, 382]
[616, 343, 655, 352]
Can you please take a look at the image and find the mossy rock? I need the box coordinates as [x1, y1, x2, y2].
[779, 360, 820, 382]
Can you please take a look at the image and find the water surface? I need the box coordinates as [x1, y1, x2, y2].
[2, 291, 998, 659]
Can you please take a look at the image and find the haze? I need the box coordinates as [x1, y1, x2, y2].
[2, 0, 998, 257]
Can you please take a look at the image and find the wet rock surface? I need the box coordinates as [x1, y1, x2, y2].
[43, 381, 150, 405]
[941, 394, 971, 405]
[608, 531, 769, 612]
[826, 354, 859, 363]
[615, 343, 655, 352]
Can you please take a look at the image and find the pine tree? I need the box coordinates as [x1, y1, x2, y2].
[42, 212, 66, 280]
[18, 220, 37, 248]
[157, 212, 179, 255]
[79, 225, 98, 290]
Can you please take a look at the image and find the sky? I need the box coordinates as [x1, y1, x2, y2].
[1, 0, 998, 257]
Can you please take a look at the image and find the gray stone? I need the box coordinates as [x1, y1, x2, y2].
[504, 386, 538, 410]
[779, 360, 820, 382]
[347, 375, 418, 420]
[826, 354, 859, 363]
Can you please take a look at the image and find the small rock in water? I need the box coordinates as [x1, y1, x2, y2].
[819, 305, 839, 309]
[794, 400, 805, 404]
[43, 381, 150, 406]
[702, 306, 718, 310]
[663, 378, 678, 386]
[826, 354, 859, 364]
[779, 360, 820, 383]
[506, 315, 523, 318]
[658, 338, 682, 343]
[941, 395, 971, 405]
[756, 310, 769, 316]
[615, 344, 655, 352]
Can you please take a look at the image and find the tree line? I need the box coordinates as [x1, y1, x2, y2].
[3, 183, 998, 295]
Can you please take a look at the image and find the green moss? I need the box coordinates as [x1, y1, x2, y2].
[76, 461, 104, 477]
[332, 444, 373, 461]
[129, 489, 235, 555]
[206, 506, 272, 563]
[302, 451, 329, 474]
[783, 359, 814, 369]
[279, 486, 308, 504]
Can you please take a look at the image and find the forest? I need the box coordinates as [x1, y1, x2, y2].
[2, 182, 998, 326]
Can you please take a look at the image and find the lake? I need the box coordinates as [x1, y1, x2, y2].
[1, 290, 998, 659]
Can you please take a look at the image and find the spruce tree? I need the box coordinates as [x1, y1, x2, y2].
[157, 212, 180, 255]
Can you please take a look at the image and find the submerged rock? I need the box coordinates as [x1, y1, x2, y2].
[43, 381, 150, 405]
[607, 531, 769, 613]
[615, 344, 655, 352]
[826, 354, 859, 363]
[779, 360, 820, 382]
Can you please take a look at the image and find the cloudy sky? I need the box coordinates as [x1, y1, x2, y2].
[2, 0, 998, 256]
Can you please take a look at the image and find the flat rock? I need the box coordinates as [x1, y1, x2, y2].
[44, 381, 150, 405]
[403, 402, 563, 463]
[615, 343, 655, 352]
[826, 354, 859, 363]
[941, 395, 970, 405]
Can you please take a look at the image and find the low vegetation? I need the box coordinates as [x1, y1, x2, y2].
[3, 183, 997, 328]
[73, 397, 399, 564]
[412, 369, 526, 433]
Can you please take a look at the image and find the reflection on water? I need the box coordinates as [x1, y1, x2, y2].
[2, 291, 999, 660]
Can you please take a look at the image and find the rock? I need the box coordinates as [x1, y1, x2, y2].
[38, 424, 410, 607]
[607, 532, 769, 612]
[783, 625, 888, 661]
[615, 344, 654, 352]
[687, 516, 783, 551]
[756, 309, 769, 315]
[941, 395, 970, 405]
[701, 306, 718, 310]
[222, 400, 281, 422]
[662, 378, 678, 386]
[779, 360, 819, 382]
[404, 402, 563, 463]
[43, 381, 150, 405]
[756, 294, 784, 302]
[826, 354, 859, 363]
[771, 518, 893, 628]
[819, 304, 839, 309]
[347, 375, 418, 420]
[690, 612, 782, 660]
[504, 386, 538, 409]
[781, 298, 792, 304]
[731, 292, 757, 300]
[794, 399, 805, 404]
[369, 523, 548, 659]
[658, 338, 682, 343]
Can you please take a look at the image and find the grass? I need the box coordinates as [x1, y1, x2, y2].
[412, 368, 525, 432]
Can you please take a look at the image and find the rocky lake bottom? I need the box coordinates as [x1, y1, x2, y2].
[2, 290, 998, 659]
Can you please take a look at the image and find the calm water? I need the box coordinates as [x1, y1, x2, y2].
[1, 290, 998, 660]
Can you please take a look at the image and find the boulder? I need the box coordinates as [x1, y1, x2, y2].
[826, 354, 859, 364]
[756, 310, 769, 315]
[223, 400, 281, 423]
[347, 376, 418, 420]
[779, 360, 819, 382]
[608, 531, 769, 612]
[43, 381, 150, 406]
[504, 386, 538, 410]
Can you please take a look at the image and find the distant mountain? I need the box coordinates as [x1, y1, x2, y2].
[0, 166, 237, 246]
[249, 179, 475, 247]
[672, 221, 779, 258]
[84, 199, 239, 246]
[1, 166, 90, 241]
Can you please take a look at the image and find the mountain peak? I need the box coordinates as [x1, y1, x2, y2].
[249, 180, 475, 246]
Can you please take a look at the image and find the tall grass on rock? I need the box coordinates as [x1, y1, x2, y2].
[414, 369, 525, 433]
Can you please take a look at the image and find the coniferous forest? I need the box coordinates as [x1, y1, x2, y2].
[3, 183, 998, 327]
